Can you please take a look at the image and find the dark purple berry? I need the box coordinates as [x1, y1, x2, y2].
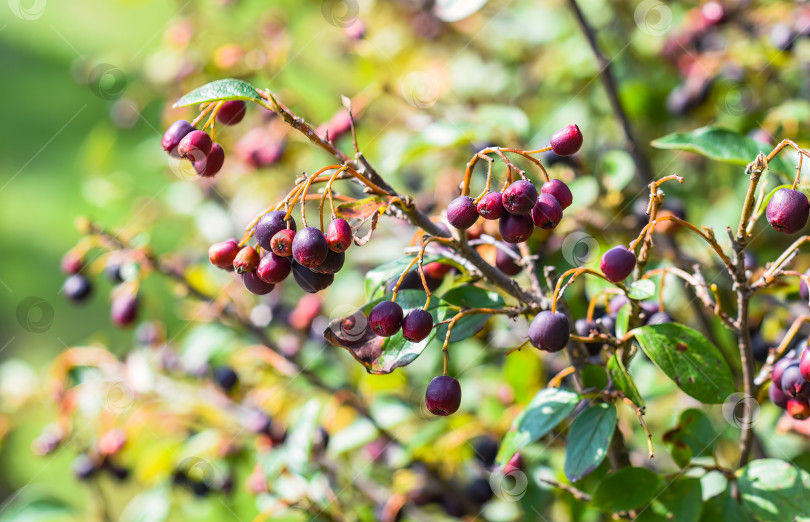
[575, 318, 601, 354]
[103, 461, 130, 482]
[402, 309, 433, 342]
[609, 295, 630, 315]
[425, 375, 462, 416]
[326, 218, 352, 252]
[599, 315, 616, 336]
[472, 436, 499, 468]
[242, 271, 275, 295]
[255, 211, 297, 251]
[766, 188, 809, 234]
[73, 454, 98, 481]
[193, 142, 225, 177]
[111, 289, 139, 328]
[530, 193, 562, 229]
[780, 363, 810, 398]
[495, 244, 522, 276]
[233, 246, 260, 274]
[209, 240, 240, 269]
[499, 213, 534, 243]
[467, 478, 494, 505]
[311, 249, 345, 274]
[646, 311, 673, 325]
[368, 301, 404, 337]
[63, 274, 93, 302]
[477, 192, 505, 220]
[292, 262, 334, 293]
[177, 130, 213, 162]
[600, 245, 636, 283]
[502, 180, 538, 215]
[788, 398, 810, 419]
[528, 311, 570, 352]
[550, 124, 583, 156]
[216, 100, 246, 126]
[292, 227, 329, 268]
[61, 251, 83, 274]
[104, 257, 124, 283]
[773, 357, 797, 390]
[256, 253, 291, 284]
[447, 196, 479, 229]
[770, 381, 789, 409]
[162, 120, 194, 157]
[213, 366, 239, 392]
[270, 229, 295, 257]
[541, 179, 573, 209]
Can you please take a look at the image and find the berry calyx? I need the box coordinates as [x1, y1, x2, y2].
[216, 100, 246, 126]
[162, 120, 194, 156]
[255, 211, 297, 251]
[177, 130, 213, 162]
[270, 229, 296, 257]
[242, 271, 275, 295]
[502, 180, 538, 215]
[425, 375, 462, 416]
[368, 301, 404, 337]
[530, 193, 563, 229]
[766, 188, 809, 234]
[402, 309, 433, 342]
[600, 245, 637, 283]
[541, 179, 573, 209]
[193, 142, 225, 177]
[528, 311, 570, 352]
[476, 192, 505, 220]
[63, 274, 93, 302]
[208, 239, 240, 269]
[233, 246, 260, 274]
[495, 244, 522, 276]
[291, 262, 334, 293]
[326, 218, 352, 252]
[292, 227, 329, 268]
[498, 213, 534, 243]
[550, 124, 583, 156]
[447, 196, 479, 229]
[256, 253, 292, 284]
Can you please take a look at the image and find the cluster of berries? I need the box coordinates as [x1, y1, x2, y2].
[161, 100, 247, 177]
[208, 210, 353, 295]
[769, 350, 810, 420]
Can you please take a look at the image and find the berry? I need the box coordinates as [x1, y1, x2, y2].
[787, 398, 810, 420]
[73, 454, 97, 481]
[311, 249, 345, 274]
[292, 261, 334, 293]
[326, 219, 352, 252]
[528, 311, 570, 352]
[63, 274, 93, 302]
[530, 193, 563, 229]
[503, 452, 524, 475]
[800, 349, 810, 381]
[111, 289, 139, 327]
[780, 363, 810, 398]
[242, 271, 275, 295]
[177, 130, 213, 162]
[499, 213, 534, 243]
[368, 301, 404, 337]
[772, 357, 797, 390]
[769, 381, 789, 409]
[208, 239, 240, 269]
[233, 246, 260, 274]
[61, 251, 83, 274]
[550, 124, 583, 156]
[502, 180, 538, 215]
[162, 120, 194, 157]
[103, 461, 130, 482]
[447, 196, 479, 229]
[213, 366, 239, 392]
[256, 253, 292, 284]
[495, 244, 522, 276]
[292, 227, 329, 268]
[646, 311, 673, 325]
[575, 319, 601, 354]
[255, 211, 297, 251]
[599, 315, 616, 336]
[477, 192, 505, 220]
[766, 188, 809, 234]
[600, 245, 637, 283]
[270, 229, 296, 257]
[472, 436, 499, 468]
[402, 309, 433, 342]
[425, 376, 462, 416]
[541, 179, 573, 209]
[467, 478, 494, 505]
[216, 100, 246, 125]
[423, 262, 452, 279]
[193, 142, 225, 177]
[104, 257, 124, 283]
[609, 295, 630, 315]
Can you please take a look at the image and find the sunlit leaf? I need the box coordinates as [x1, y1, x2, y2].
[173, 79, 262, 107]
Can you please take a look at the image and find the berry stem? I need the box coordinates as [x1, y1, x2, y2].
[191, 102, 215, 127]
[620, 396, 653, 459]
[391, 256, 420, 303]
[547, 366, 575, 388]
[551, 267, 614, 314]
[318, 166, 348, 230]
[472, 153, 494, 204]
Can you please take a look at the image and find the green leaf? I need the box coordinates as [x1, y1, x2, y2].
[607, 353, 644, 408]
[592, 467, 663, 513]
[662, 409, 716, 468]
[651, 127, 794, 178]
[600, 150, 636, 192]
[120, 487, 171, 522]
[334, 196, 388, 221]
[627, 279, 656, 300]
[581, 364, 608, 390]
[173, 79, 262, 108]
[436, 285, 505, 342]
[631, 323, 735, 404]
[0, 495, 74, 522]
[636, 477, 703, 522]
[700, 486, 755, 522]
[615, 304, 631, 338]
[737, 458, 810, 522]
[564, 403, 617, 483]
[365, 255, 441, 300]
[495, 387, 580, 466]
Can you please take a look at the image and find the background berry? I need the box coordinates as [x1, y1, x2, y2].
[495, 244, 522, 276]
[63, 274, 93, 302]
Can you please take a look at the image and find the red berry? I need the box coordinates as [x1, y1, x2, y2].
[600, 246, 636, 283]
[477, 192, 505, 220]
[550, 124, 583, 156]
[326, 218, 352, 252]
[801, 349, 810, 381]
[270, 229, 295, 257]
[769, 382, 789, 409]
[311, 249, 345, 274]
[499, 213, 534, 243]
[292, 262, 334, 293]
[177, 130, 212, 162]
[787, 397, 810, 420]
[242, 271, 275, 295]
[233, 246, 260, 274]
[423, 262, 451, 279]
[541, 179, 573, 209]
[495, 244, 522, 276]
[209, 240, 240, 269]
[256, 253, 292, 284]
[447, 196, 479, 229]
[292, 227, 329, 268]
[529, 311, 570, 352]
[766, 188, 809, 234]
[530, 193, 563, 229]
[368, 301, 404, 337]
[256, 211, 297, 251]
[61, 250, 84, 275]
[162, 120, 194, 156]
[402, 309, 433, 342]
[193, 142, 225, 177]
[425, 376, 461, 416]
[502, 180, 538, 215]
[216, 100, 246, 126]
[111, 288, 139, 328]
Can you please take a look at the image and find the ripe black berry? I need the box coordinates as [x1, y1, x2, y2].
[326, 218, 352, 252]
[270, 229, 296, 257]
[402, 309, 433, 342]
[292, 261, 334, 293]
[213, 366, 239, 392]
[528, 311, 570, 352]
[530, 193, 562, 229]
[311, 249, 345, 274]
[780, 363, 810, 398]
[766, 188, 809, 234]
[550, 124, 583, 156]
[477, 192, 505, 220]
[104, 257, 124, 283]
[499, 213, 534, 243]
[472, 436, 499, 468]
[495, 244, 522, 276]
[162, 120, 194, 157]
[216, 100, 246, 126]
[368, 301, 404, 337]
[447, 196, 479, 229]
[111, 289, 139, 327]
[769, 381, 788, 409]
[63, 274, 93, 302]
[233, 246, 260, 274]
[209, 239, 240, 269]
[425, 375, 462, 416]
[255, 211, 297, 251]
[600, 245, 637, 283]
[292, 227, 329, 268]
[177, 130, 213, 162]
[575, 318, 602, 354]
[242, 271, 275, 295]
[467, 478, 494, 505]
[772, 357, 797, 390]
[73, 454, 98, 481]
[502, 180, 538, 215]
[193, 142, 225, 177]
[256, 253, 292, 284]
[541, 179, 573, 209]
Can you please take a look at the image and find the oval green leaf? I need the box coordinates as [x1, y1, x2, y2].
[627, 279, 656, 300]
[737, 458, 810, 522]
[436, 285, 505, 342]
[564, 403, 617, 483]
[607, 353, 644, 408]
[173, 78, 262, 108]
[636, 477, 702, 522]
[615, 304, 631, 338]
[592, 467, 663, 513]
[662, 408, 716, 468]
